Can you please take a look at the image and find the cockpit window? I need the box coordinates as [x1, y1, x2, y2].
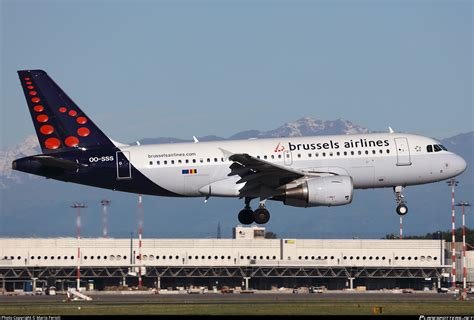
[427, 144, 447, 153]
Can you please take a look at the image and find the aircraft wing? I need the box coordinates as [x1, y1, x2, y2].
[224, 151, 307, 198]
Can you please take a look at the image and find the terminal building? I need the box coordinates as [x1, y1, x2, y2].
[0, 226, 471, 292]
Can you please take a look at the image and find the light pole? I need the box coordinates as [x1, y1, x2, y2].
[437, 231, 443, 267]
[71, 202, 87, 291]
[456, 201, 471, 295]
[137, 194, 143, 288]
[399, 216, 403, 240]
[101, 199, 111, 238]
[446, 179, 459, 289]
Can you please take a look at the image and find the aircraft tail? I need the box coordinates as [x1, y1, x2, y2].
[17, 70, 115, 153]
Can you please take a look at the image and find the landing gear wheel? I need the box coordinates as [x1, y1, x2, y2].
[238, 209, 254, 225]
[396, 204, 408, 216]
[253, 208, 270, 224]
[393, 186, 408, 216]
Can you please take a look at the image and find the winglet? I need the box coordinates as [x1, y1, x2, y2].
[109, 138, 129, 148]
[218, 147, 234, 158]
[193, 136, 199, 143]
[388, 127, 394, 134]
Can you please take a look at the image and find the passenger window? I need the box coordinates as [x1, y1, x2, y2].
[149, 161, 153, 165]
[365, 150, 369, 155]
[358, 151, 362, 155]
[372, 150, 376, 154]
[336, 152, 340, 156]
[264, 155, 268, 159]
[278, 154, 282, 159]
[164, 160, 168, 165]
[207, 158, 211, 163]
[157, 161, 160, 165]
[178, 160, 182, 164]
[271, 155, 275, 159]
[343, 151, 347, 156]
[386, 149, 390, 154]
[308, 153, 312, 157]
[200, 159, 204, 163]
[171, 160, 175, 164]
[214, 158, 218, 162]
[297, 154, 301, 158]
[192, 159, 196, 163]
[185, 159, 189, 164]
[322, 152, 326, 157]
[351, 151, 354, 155]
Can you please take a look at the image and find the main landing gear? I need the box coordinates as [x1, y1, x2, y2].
[394, 186, 408, 216]
[238, 198, 271, 225]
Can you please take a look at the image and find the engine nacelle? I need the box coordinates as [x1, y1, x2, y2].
[281, 176, 353, 208]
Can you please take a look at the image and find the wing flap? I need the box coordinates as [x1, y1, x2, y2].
[224, 152, 306, 197]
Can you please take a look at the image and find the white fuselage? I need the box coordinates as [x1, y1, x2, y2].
[117, 133, 466, 197]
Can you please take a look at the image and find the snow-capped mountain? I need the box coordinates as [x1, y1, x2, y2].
[230, 117, 369, 139]
[139, 117, 370, 144]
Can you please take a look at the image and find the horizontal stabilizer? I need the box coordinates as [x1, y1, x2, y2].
[33, 155, 81, 171]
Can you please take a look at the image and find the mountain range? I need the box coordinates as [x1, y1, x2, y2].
[0, 117, 472, 239]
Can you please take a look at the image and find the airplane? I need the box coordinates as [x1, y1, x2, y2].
[12, 70, 467, 225]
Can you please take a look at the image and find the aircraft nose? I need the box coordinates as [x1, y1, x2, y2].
[452, 154, 467, 175]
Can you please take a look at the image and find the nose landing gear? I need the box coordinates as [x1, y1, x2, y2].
[394, 186, 408, 216]
[237, 198, 271, 225]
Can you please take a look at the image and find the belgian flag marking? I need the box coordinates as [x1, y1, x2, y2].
[182, 169, 197, 175]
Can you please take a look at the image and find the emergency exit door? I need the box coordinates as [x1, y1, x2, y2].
[394, 138, 412, 166]
[116, 151, 132, 179]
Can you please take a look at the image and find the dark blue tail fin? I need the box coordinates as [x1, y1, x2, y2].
[18, 70, 115, 153]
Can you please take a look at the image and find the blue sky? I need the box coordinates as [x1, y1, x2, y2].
[1, 0, 472, 149]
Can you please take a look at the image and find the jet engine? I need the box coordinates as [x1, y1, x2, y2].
[277, 176, 353, 208]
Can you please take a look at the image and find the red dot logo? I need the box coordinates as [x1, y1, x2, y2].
[36, 114, 49, 123]
[27, 86, 34, 90]
[76, 117, 88, 124]
[26, 81, 32, 85]
[45, 137, 61, 149]
[24, 77, 31, 81]
[31, 97, 40, 103]
[33, 105, 44, 112]
[29, 91, 38, 96]
[68, 110, 77, 117]
[77, 127, 90, 137]
[59, 107, 67, 113]
[40, 125, 54, 135]
[65, 136, 79, 147]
